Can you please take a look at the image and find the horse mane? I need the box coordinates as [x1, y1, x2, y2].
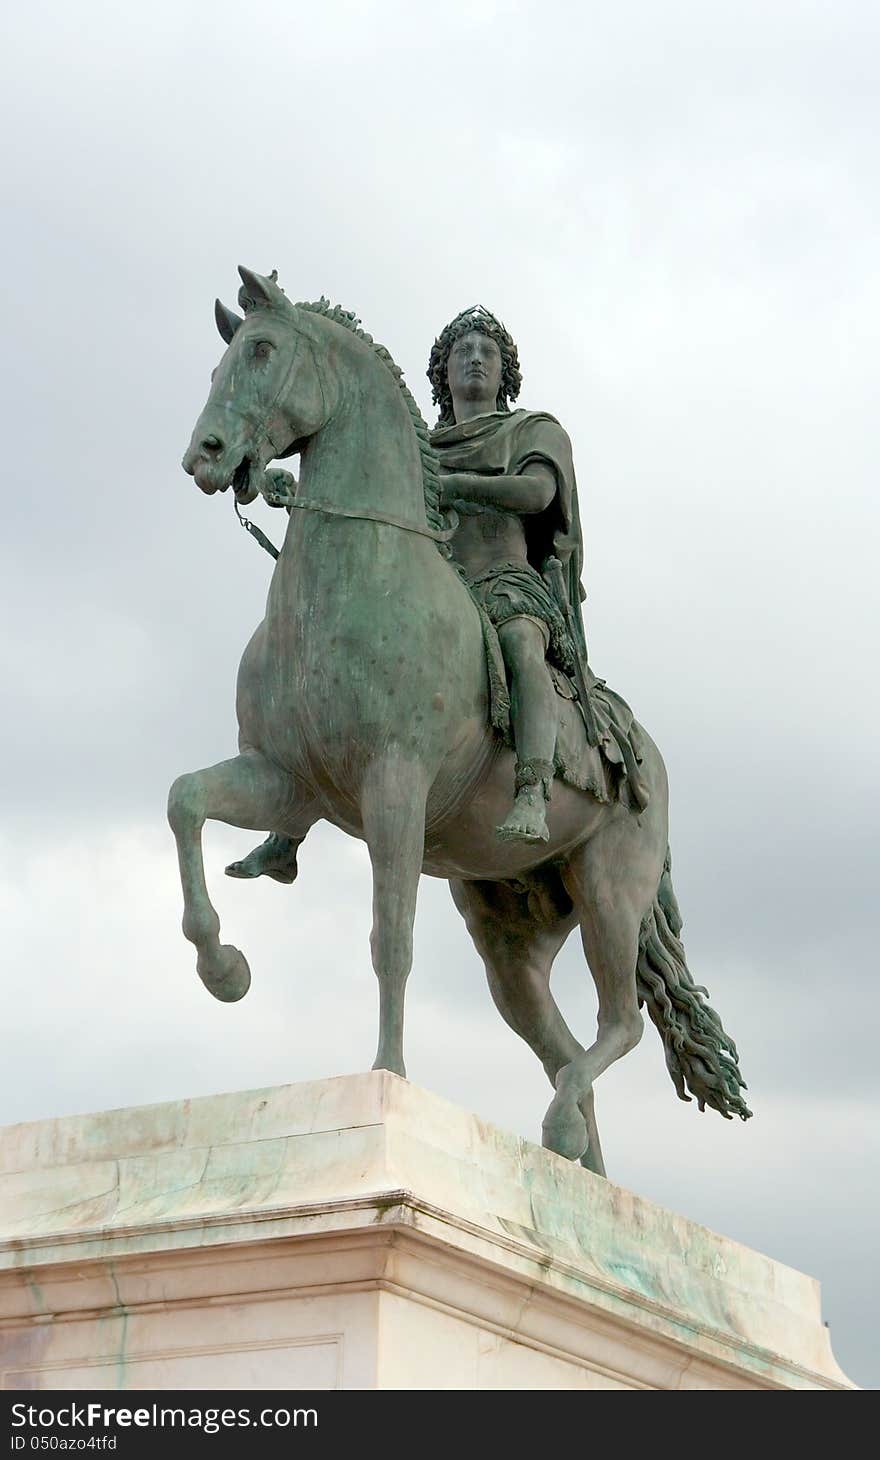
[296, 297, 447, 549]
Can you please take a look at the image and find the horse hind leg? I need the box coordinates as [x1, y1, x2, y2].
[542, 824, 664, 1161]
[167, 751, 306, 1002]
[449, 875, 607, 1176]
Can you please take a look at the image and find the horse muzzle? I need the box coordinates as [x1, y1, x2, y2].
[182, 433, 260, 501]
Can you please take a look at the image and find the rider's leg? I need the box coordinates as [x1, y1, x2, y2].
[225, 831, 303, 883]
[496, 617, 558, 843]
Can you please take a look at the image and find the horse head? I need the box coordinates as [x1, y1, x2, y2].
[182, 267, 330, 503]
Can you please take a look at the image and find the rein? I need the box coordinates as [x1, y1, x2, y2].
[234, 486, 454, 561]
[234, 496, 281, 560]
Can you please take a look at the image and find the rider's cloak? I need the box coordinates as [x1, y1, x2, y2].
[431, 408, 650, 811]
[429, 409, 588, 663]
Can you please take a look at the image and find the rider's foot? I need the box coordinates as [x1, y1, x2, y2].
[495, 787, 550, 843]
[225, 833, 299, 884]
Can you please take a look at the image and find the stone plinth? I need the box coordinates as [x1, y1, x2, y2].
[0, 1073, 853, 1390]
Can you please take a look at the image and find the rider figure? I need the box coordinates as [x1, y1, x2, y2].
[428, 305, 585, 843]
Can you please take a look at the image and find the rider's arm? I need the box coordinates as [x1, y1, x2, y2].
[439, 460, 556, 514]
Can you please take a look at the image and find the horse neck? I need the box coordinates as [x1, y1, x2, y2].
[296, 332, 427, 525]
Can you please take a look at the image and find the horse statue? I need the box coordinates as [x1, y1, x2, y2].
[172, 267, 750, 1175]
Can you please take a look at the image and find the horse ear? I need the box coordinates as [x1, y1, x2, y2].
[237, 265, 278, 312]
[215, 299, 243, 344]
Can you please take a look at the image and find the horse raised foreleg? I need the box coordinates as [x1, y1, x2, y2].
[167, 752, 302, 1002]
[360, 755, 429, 1078]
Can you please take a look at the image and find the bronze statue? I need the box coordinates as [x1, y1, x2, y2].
[172, 268, 750, 1177]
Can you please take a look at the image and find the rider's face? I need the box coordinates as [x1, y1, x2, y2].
[446, 331, 503, 418]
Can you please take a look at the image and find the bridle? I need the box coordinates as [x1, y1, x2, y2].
[234, 481, 454, 562]
[227, 314, 454, 559]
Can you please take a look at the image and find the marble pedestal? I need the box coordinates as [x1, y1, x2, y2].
[0, 1073, 852, 1390]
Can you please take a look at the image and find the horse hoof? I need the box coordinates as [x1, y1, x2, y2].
[197, 944, 251, 1002]
[542, 1097, 589, 1162]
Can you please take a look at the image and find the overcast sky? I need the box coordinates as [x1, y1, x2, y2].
[2, 0, 877, 1387]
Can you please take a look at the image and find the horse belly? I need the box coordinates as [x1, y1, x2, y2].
[423, 754, 609, 882]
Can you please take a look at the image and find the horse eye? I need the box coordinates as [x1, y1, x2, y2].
[254, 340, 274, 361]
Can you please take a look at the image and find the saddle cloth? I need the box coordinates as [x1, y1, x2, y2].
[475, 604, 649, 810]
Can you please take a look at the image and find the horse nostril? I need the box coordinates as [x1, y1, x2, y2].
[202, 435, 223, 456]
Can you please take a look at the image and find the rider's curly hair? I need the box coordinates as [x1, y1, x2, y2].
[427, 306, 521, 428]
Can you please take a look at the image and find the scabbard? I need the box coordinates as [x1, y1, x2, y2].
[566, 631, 600, 748]
[542, 557, 600, 748]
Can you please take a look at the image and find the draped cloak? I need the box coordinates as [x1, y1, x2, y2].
[430, 409, 588, 665]
[430, 409, 650, 811]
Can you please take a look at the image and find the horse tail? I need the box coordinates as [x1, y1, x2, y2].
[636, 849, 752, 1121]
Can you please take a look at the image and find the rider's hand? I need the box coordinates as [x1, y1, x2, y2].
[263, 467, 297, 506]
[438, 472, 463, 509]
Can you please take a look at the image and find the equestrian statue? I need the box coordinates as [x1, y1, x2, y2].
[171, 267, 750, 1175]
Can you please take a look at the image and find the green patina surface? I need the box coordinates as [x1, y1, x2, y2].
[170, 269, 749, 1180]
